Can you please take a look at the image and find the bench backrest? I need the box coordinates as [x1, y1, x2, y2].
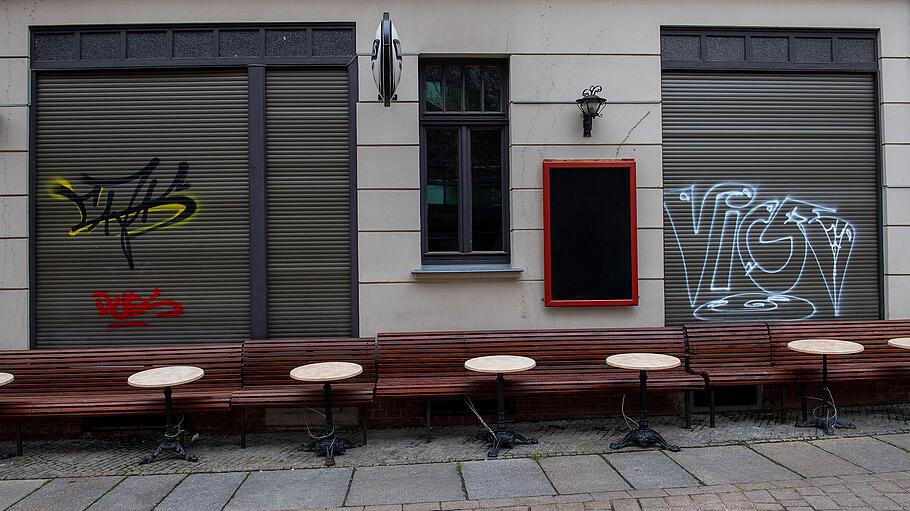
[684, 322, 772, 371]
[376, 331, 466, 379]
[242, 338, 376, 387]
[0, 344, 242, 395]
[378, 327, 689, 381]
[769, 319, 910, 370]
[461, 327, 687, 371]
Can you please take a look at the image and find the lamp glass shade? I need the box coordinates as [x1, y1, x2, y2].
[576, 95, 606, 117]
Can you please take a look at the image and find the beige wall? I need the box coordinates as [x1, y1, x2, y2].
[1, 0, 908, 344]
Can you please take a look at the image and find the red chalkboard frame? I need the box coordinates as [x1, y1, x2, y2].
[542, 159, 639, 307]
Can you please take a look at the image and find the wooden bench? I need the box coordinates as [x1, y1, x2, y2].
[684, 322, 796, 427]
[231, 338, 376, 448]
[0, 344, 242, 455]
[769, 320, 910, 419]
[377, 327, 704, 426]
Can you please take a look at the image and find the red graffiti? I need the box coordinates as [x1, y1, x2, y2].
[93, 288, 183, 329]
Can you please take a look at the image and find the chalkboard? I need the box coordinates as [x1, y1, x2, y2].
[543, 160, 638, 306]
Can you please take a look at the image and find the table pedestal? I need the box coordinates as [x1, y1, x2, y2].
[308, 382, 360, 466]
[485, 374, 537, 458]
[796, 355, 855, 435]
[141, 387, 197, 464]
[610, 370, 679, 452]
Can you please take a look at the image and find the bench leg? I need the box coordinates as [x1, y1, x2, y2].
[16, 422, 22, 457]
[359, 405, 368, 445]
[800, 383, 808, 422]
[240, 408, 247, 449]
[425, 400, 432, 428]
[779, 385, 787, 424]
[709, 387, 716, 428]
[684, 390, 692, 429]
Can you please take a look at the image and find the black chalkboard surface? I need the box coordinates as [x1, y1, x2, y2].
[543, 160, 638, 306]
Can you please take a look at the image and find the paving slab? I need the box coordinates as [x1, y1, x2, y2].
[346, 463, 464, 505]
[667, 445, 800, 485]
[604, 451, 699, 489]
[155, 472, 246, 511]
[877, 433, 910, 451]
[750, 441, 868, 478]
[461, 458, 555, 499]
[224, 468, 352, 510]
[0, 480, 47, 510]
[539, 454, 630, 494]
[9, 476, 120, 511]
[813, 436, 910, 473]
[87, 474, 184, 511]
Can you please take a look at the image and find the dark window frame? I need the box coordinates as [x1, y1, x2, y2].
[418, 59, 510, 264]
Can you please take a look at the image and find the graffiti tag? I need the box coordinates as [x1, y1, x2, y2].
[50, 158, 198, 270]
[93, 288, 183, 329]
[664, 183, 855, 321]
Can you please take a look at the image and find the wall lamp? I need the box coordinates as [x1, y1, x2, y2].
[576, 85, 607, 137]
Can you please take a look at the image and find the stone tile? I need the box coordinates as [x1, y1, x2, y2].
[539, 455, 630, 494]
[0, 480, 47, 510]
[462, 459, 555, 499]
[750, 442, 867, 478]
[224, 468, 352, 510]
[812, 437, 910, 473]
[155, 472, 247, 511]
[876, 434, 910, 451]
[667, 446, 799, 485]
[10, 476, 120, 511]
[88, 474, 184, 511]
[604, 451, 698, 490]
[346, 463, 464, 505]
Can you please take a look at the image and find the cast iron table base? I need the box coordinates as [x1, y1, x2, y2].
[610, 370, 679, 452]
[140, 386, 197, 464]
[485, 374, 537, 458]
[796, 354, 854, 435]
[308, 382, 361, 466]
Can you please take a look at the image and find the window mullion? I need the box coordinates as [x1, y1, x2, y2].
[463, 126, 474, 254]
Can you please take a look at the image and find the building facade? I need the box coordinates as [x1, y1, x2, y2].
[1, 0, 908, 348]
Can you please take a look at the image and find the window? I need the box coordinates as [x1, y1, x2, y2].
[420, 60, 509, 263]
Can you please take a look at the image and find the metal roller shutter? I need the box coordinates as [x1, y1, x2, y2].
[662, 72, 879, 325]
[35, 69, 250, 346]
[265, 68, 352, 337]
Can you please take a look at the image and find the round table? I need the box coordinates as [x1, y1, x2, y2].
[465, 355, 538, 458]
[606, 353, 681, 452]
[291, 362, 363, 466]
[128, 366, 204, 464]
[787, 339, 863, 435]
[0, 373, 14, 458]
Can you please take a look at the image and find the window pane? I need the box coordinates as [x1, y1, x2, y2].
[465, 66, 482, 111]
[483, 65, 502, 112]
[426, 129, 460, 252]
[425, 65, 443, 112]
[471, 129, 503, 251]
[445, 65, 462, 111]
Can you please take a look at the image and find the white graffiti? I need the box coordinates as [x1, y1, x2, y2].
[664, 183, 855, 321]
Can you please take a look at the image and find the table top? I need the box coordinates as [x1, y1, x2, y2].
[127, 366, 204, 389]
[889, 337, 910, 350]
[787, 339, 864, 355]
[464, 355, 536, 374]
[0, 373, 14, 387]
[290, 362, 363, 382]
[606, 353, 681, 371]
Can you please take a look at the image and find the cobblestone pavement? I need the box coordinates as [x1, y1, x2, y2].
[2, 406, 910, 509]
[3, 404, 910, 479]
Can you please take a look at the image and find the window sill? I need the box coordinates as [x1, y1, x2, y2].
[411, 264, 523, 279]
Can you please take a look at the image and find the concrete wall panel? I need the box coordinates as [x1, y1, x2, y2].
[0, 153, 28, 196]
[510, 144, 662, 190]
